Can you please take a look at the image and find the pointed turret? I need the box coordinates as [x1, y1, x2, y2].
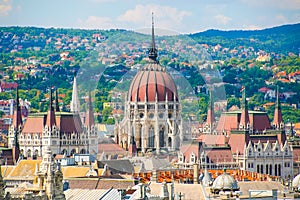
[230, 87, 250, 154]
[46, 88, 56, 128]
[239, 87, 250, 129]
[273, 86, 283, 129]
[148, 12, 158, 62]
[55, 88, 60, 112]
[206, 90, 215, 128]
[85, 91, 95, 127]
[11, 87, 21, 164]
[70, 75, 80, 113]
[12, 87, 22, 129]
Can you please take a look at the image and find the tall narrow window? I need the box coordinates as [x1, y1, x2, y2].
[148, 126, 155, 148]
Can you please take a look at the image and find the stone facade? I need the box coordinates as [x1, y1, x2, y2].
[243, 140, 293, 179]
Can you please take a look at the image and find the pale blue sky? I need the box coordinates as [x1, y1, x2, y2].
[0, 0, 299, 33]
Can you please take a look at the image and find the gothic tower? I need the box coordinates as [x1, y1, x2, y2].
[229, 87, 250, 154]
[239, 88, 250, 130]
[8, 87, 22, 164]
[42, 88, 59, 156]
[84, 91, 98, 154]
[273, 86, 283, 129]
[203, 90, 215, 134]
[70, 75, 80, 113]
[273, 86, 286, 144]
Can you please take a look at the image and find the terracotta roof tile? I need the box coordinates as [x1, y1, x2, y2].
[196, 135, 227, 146]
[205, 147, 233, 163]
[98, 143, 127, 154]
[216, 111, 271, 132]
[22, 115, 45, 133]
[22, 112, 83, 134]
[180, 142, 199, 162]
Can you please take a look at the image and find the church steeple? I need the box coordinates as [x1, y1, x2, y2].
[239, 87, 250, 129]
[85, 91, 95, 127]
[10, 87, 22, 164]
[273, 85, 283, 129]
[148, 12, 158, 62]
[70, 75, 80, 113]
[46, 88, 56, 128]
[12, 87, 22, 129]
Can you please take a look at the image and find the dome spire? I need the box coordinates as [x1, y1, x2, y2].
[148, 12, 158, 62]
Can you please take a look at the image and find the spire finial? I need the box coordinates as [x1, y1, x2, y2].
[148, 12, 158, 62]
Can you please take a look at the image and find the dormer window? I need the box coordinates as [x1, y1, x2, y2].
[179, 154, 184, 163]
[190, 154, 196, 163]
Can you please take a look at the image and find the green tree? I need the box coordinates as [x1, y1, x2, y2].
[227, 97, 240, 110]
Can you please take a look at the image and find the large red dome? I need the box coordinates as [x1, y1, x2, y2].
[127, 61, 178, 102]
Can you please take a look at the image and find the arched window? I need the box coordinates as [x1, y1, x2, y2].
[261, 164, 263, 174]
[70, 149, 76, 156]
[27, 149, 32, 158]
[159, 126, 165, 147]
[62, 149, 67, 155]
[266, 164, 269, 174]
[278, 164, 281, 176]
[148, 126, 154, 148]
[168, 137, 172, 147]
[34, 149, 39, 158]
[269, 164, 272, 175]
[275, 164, 278, 176]
[257, 165, 260, 173]
[80, 149, 86, 154]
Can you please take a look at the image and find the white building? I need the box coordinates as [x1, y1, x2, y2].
[8, 79, 98, 158]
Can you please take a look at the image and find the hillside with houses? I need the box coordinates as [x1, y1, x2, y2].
[0, 24, 299, 132]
